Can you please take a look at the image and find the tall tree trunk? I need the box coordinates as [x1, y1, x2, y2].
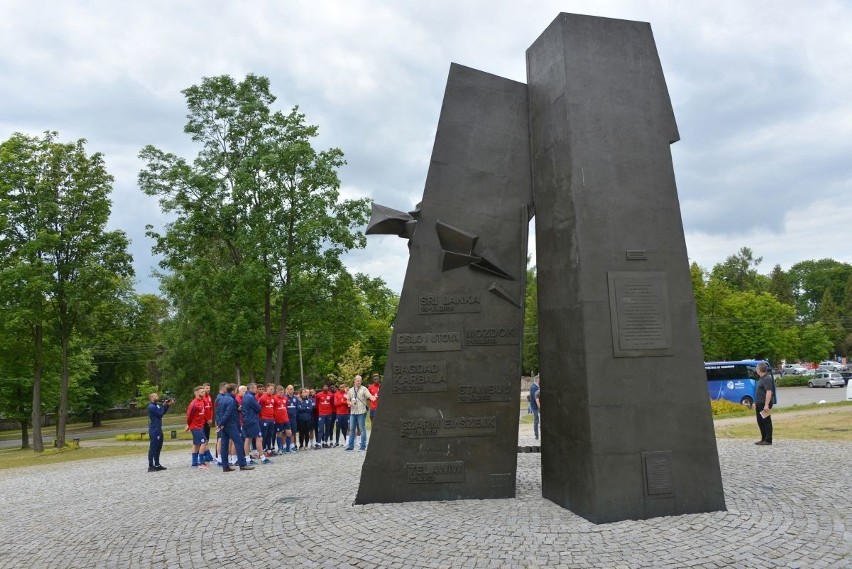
[91, 411, 102, 428]
[31, 324, 44, 452]
[20, 420, 29, 450]
[264, 280, 273, 382]
[235, 364, 242, 386]
[273, 295, 289, 384]
[56, 331, 70, 448]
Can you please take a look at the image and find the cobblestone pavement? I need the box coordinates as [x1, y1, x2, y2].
[0, 426, 849, 569]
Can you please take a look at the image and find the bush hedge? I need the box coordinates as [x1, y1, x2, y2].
[709, 398, 751, 417]
[776, 375, 811, 387]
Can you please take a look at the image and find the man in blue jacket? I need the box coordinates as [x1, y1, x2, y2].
[147, 392, 172, 472]
[241, 383, 269, 463]
[216, 384, 253, 471]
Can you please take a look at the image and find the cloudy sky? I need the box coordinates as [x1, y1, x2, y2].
[2, 0, 851, 294]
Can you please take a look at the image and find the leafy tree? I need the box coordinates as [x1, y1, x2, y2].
[523, 264, 538, 375]
[352, 273, 397, 375]
[0, 321, 37, 447]
[817, 288, 844, 352]
[82, 291, 166, 427]
[767, 264, 795, 307]
[139, 74, 369, 386]
[693, 269, 732, 361]
[714, 291, 797, 363]
[787, 258, 852, 322]
[327, 341, 373, 387]
[709, 247, 766, 292]
[842, 275, 852, 335]
[0, 132, 132, 448]
[799, 322, 834, 363]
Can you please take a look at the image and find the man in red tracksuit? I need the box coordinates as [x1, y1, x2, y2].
[368, 374, 381, 426]
[316, 383, 335, 448]
[258, 383, 277, 456]
[185, 386, 209, 468]
[202, 383, 214, 463]
[333, 383, 349, 447]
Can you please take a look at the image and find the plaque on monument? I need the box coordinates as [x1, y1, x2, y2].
[418, 293, 482, 315]
[607, 271, 673, 357]
[391, 360, 448, 394]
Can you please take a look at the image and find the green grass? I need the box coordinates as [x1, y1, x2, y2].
[715, 409, 852, 442]
[0, 415, 185, 442]
[0, 441, 184, 471]
[2, 402, 849, 471]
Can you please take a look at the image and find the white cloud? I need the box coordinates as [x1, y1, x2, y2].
[3, 0, 852, 294]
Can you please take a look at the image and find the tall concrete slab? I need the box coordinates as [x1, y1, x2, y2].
[527, 13, 726, 523]
[356, 63, 533, 503]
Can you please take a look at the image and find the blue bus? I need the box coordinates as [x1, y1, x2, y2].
[705, 360, 770, 408]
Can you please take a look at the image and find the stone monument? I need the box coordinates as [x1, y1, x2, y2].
[528, 13, 725, 523]
[356, 63, 533, 503]
[357, 13, 726, 523]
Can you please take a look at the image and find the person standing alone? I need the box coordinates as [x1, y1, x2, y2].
[529, 375, 541, 441]
[147, 392, 172, 471]
[754, 362, 775, 446]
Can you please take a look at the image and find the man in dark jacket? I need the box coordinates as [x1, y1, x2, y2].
[754, 362, 775, 446]
[216, 384, 253, 471]
[241, 383, 269, 463]
[147, 393, 172, 472]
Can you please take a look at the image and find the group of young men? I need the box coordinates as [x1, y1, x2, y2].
[146, 374, 380, 472]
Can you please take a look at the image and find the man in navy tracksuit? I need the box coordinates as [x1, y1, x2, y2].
[241, 383, 269, 463]
[285, 384, 299, 453]
[147, 393, 172, 472]
[215, 384, 253, 471]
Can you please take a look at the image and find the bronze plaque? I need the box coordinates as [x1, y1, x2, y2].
[418, 293, 482, 315]
[405, 461, 465, 484]
[391, 360, 448, 393]
[642, 451, 674, 498]
[608, 271, 673, 357]
[396, 332, 462, 353]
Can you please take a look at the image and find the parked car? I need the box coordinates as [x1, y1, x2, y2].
[840, 371, 852, 387]
[808, 371, 846, 388]
[818, 360, 842, 371]
[781, 364, 808, 376]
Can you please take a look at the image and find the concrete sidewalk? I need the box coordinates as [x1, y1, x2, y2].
[0, 426, 849, 568]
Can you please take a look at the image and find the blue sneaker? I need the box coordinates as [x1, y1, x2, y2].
[344, 447, 354, 451]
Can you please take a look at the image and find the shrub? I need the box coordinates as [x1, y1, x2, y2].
[776, 375, 810, 387]
[709, 398, 751, 417]
[116, 433, 150, 441]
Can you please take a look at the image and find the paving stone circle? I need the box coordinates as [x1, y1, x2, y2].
[0, 425, 848, 568]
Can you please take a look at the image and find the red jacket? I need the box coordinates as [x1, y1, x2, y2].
[316, 390, 334, 416]
[258, 392, 276, 420]
[333, 391, 349, 415]
[273, 394, 288, 423]
[186, 398, 207, 430]
[368, 384, 380, 410]
[203, 394, 213, 423]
